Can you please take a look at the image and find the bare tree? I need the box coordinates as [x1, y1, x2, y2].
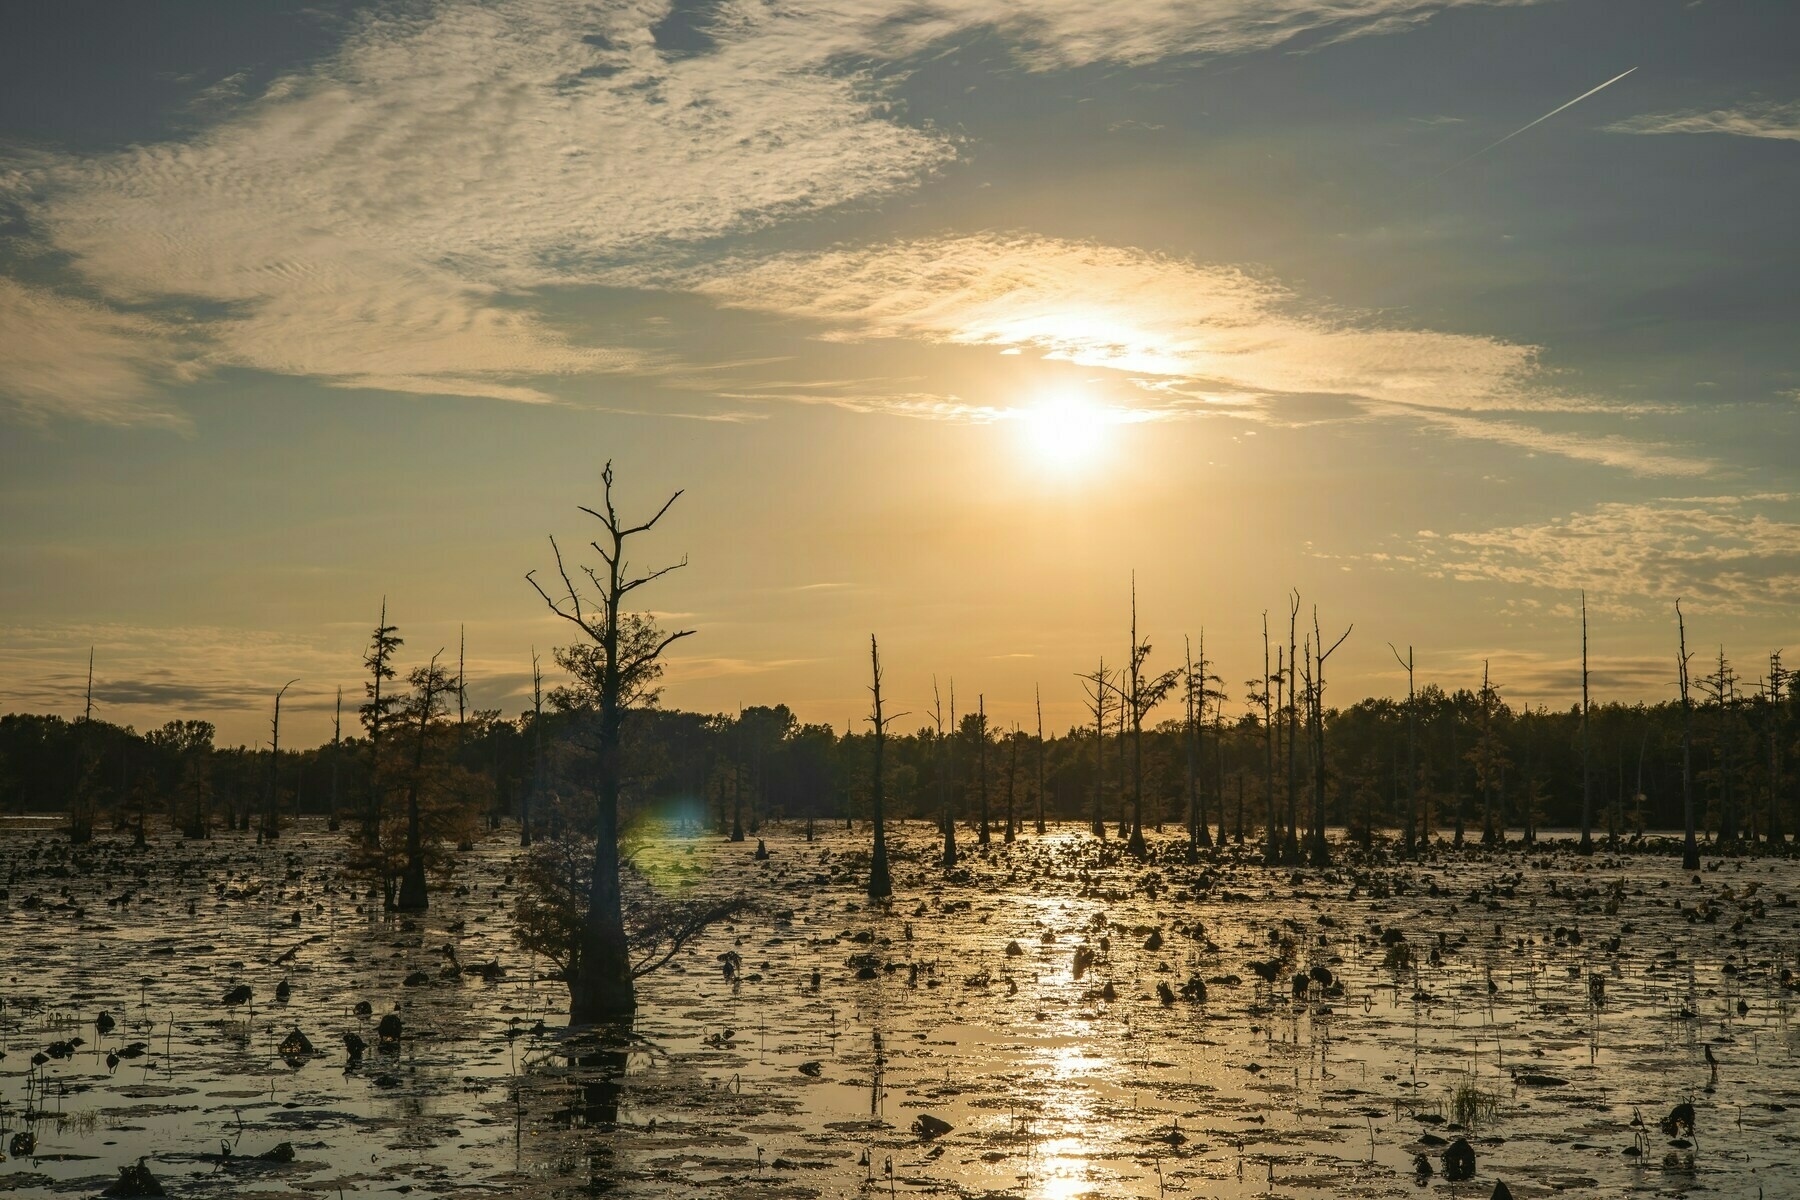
[1307, 609, 1351, 866]
[1579, 592, 1594, 854]
[974, 694, 991, 847]
[866, 635, 906, 900]
[327, 687, 343, 832]
[1078, 658, 1116, 839]
[932, 677, 957, 868]
[1389, 643, 1417, 857]
[1003, 723, 1019, 843]
[1034, 685, 1047, 835]
[1677, 600, 1698, 870]
[526, 462, 694, 1022]
[1767, 650, 1787, 845]
[523, 649, 542, 849]
[260, 679, 298, 844]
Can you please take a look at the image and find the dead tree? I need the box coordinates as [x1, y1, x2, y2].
[974, 695, 991, 847]
[1034, 685, 1047, 835]
[1182, 633, 1223, 861]
[1183, 636, 1203, 862]
[527, 462, 694, 1022]
[933, 677, 957, 868]
[524, 649, 542, 849]
[260, 679, 298, 843]
[1677, 600, 1698, 870]
[1768, 651, 1787, 845]
[1308, 610, 1351, 866]
[1003, 724, 1019, 843]
[1389, 643, 1417, 857]
[1078, 659, 1115, 839]
[327, 687, 343, 832]
[1579, 592, 1594, 855]
[1253, 612, 1277, 863]
[1283, 592, 1302, 865]
[865, 635, 905, 900]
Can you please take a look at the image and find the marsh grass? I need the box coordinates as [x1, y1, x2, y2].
[1451, 1078, 1500, 1128]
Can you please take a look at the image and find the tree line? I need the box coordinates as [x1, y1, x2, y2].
[4, 632, 1792, 858]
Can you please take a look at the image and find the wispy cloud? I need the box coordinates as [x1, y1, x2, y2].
[1608, 101, 1800, 142]
[5, 0, 1555, 421]
[0, 279, 198, 425]
[1415, 494, 1800, 615]
[691, 233, 1699, 472]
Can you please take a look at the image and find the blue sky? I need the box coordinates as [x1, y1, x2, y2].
[3, 0, 1797, 743]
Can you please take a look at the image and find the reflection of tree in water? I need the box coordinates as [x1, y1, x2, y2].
[535, 1026, 642, 1193]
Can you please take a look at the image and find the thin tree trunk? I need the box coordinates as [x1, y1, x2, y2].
[867, 635, 893, 900]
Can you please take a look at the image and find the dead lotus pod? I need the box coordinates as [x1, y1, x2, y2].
[912, 1114, 953, 1140]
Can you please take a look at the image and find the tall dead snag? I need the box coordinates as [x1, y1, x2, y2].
[1768, 651, 1787, 845]
[328, 688, 343, 832]
[1254, 613, 1277, 863]
[1677, 600, 1698, 870]
[527, 462, 694, 1023]
[1034, 686, 1047, 835]
[1308, 610, 1351, 866]
[933, 677, 957, 869]
[260, 679, 298, 844]
[1389, 643, 1417, 857]
[974, 695, 991, 847]
[1003, 724, 1019, 843]
[1579, 592, 1593, 854]
[1183, 637, 1202, 862]
[1183, 633, 1224, 861]
[865, 635, 905, 900]
[395, 652, 452, 911]
[523, 649, 542, 849]
[1079, 658, 1116, 839]
[1284, 592, 1301, 865]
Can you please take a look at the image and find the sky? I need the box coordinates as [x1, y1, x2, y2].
[2, 0, 1797, 747]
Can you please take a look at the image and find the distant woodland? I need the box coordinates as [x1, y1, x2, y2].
[2, 643, 1792, 853]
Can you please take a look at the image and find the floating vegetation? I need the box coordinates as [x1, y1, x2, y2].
[2, 818, 1797, 1199]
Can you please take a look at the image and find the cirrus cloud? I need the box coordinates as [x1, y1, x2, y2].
[4, 0, 1557, 421]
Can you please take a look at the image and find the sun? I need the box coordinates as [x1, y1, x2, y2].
[1018, 393, 1112, 470]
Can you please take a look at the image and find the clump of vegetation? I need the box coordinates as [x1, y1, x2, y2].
[1451, 1079, 1500, 1127]
[514, 831, 756, 1003]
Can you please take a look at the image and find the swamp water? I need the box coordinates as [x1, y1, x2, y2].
[2, 819, 1797, 1198]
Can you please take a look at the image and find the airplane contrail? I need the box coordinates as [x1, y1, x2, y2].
[1431, 66, 1639, 180]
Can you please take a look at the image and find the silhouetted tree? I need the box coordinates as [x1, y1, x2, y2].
[1078, 658, 1115, 839]
[866, 635, 903, 900]
[395, 653, 452, 911]
[1677, 600, 1699, 870]
[260, 679, 298, 843]
[360, 603, 402, 852]
[527, 462, 693, 1023]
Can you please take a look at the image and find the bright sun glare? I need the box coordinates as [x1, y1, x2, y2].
[1019, 394, 1111, 470]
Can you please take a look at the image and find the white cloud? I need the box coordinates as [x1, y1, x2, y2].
[1608, 101, 1800, 142]
[7, 0, 1552, 420]
[0, 278, 197, 425]
[1419, 494, 1800, 614]
[691, 233, 1702, 472]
